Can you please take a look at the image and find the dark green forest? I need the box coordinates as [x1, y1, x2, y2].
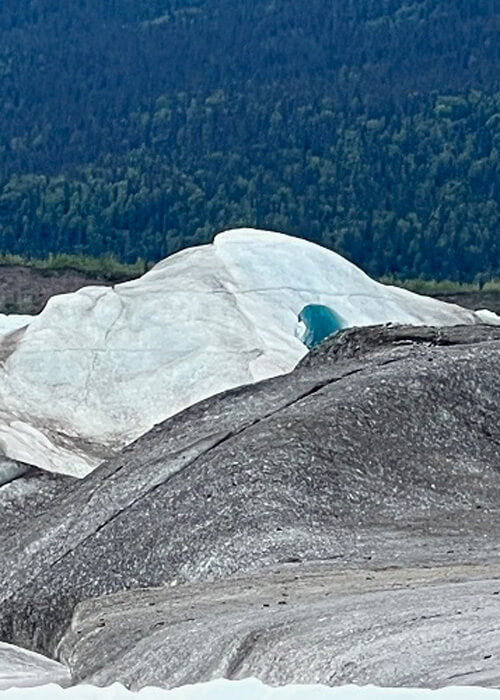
[0, 0, 499, 280]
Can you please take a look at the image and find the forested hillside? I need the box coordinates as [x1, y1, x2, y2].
[0, 0, 499, 280]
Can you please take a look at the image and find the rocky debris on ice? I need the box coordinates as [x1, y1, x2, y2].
[1, 325, 499, 689]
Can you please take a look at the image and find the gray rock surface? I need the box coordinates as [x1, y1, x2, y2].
[1, 324, 500, 688]
[0, 468, 72, 525]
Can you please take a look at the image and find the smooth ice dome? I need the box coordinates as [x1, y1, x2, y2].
[0, 229, 490, 477]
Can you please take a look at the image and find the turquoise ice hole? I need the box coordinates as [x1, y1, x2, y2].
[298, 304, 345, 349]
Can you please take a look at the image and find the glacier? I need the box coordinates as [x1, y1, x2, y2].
[0, 228, 495, 477]
[1, 327, 499, 696]
[1, 679, 500, 699]
[0, 643, 70, 690]
[0, 459, 29, 488]
[0, 315, 33, 335]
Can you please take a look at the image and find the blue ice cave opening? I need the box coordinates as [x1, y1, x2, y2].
[298, 304, 345, 349]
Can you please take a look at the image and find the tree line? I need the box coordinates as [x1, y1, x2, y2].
[0, 0, 498, 280]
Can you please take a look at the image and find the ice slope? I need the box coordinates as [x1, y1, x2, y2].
[0, 229, 489, 477]
[0, 459, 29, 488]
[0, 644, 70, 690]
[1, 679, 500, 699]
[0, 315, 33, 335]
[477, 308, 500, 325]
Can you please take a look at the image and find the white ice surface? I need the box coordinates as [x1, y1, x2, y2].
[0, 643, 70, 690]
[0, 315, 33, 334]
[1, 679, 500, 699]
[476, 308, 500, 325]
[0, 229, 491, 477]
